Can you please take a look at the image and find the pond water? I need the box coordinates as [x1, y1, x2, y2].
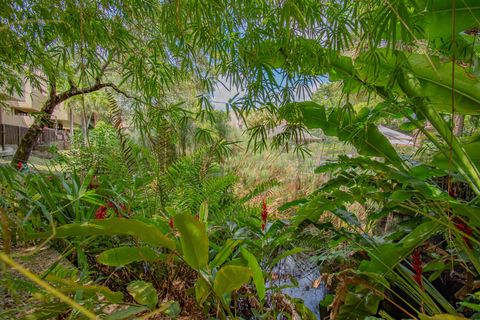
[268, 253, 326, 319]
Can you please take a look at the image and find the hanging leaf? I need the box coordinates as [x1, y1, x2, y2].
[240, 248, 266, 301]
[174, 213, 209, 270]
[30, 218, 175, 250]
[97, 247, 163, 266]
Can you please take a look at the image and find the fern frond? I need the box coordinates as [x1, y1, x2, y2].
[107, 92, 136, 175]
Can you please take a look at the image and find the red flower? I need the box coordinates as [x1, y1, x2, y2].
[261, 198, 268, 232]
[454, 218, 473, 248]
[17, 161, 23, 170]
[95, 206, 107, 219]
[411, 248, 423, 289]
[169, 217, 174, 229]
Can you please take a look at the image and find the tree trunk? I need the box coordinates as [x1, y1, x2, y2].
[11, 81, 117, 165]
[453, 114, 465, 137]
[12, 92, 58, 164]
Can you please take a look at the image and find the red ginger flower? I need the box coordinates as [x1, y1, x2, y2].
[17, 161, 23, 170]
[169, 217, 174, 229]
[261, 198, 268, 232]
[411, 248, 423, 289]
[95, 206, 107, 219]
[454, 218, 473, 248]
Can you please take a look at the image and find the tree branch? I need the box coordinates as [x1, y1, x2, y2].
[55, 82, 143, 105]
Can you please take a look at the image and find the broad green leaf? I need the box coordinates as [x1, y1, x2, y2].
[174, 213, 209, 270]
[46, 275, 123, 303]
[210, 239, 241, 269]
[213, 265, 252, 297]
[289, 101, 401, 165]
[97, 247, 162, 266]
[159, 301, 181, 317]
[241, 248, 266, 301]
[127, 281, 158, 310]
[194, 277, 210, 305]
[336, 289, 382, 320]
[408, 54, 480, 115]
[30, 219, 175, 250]
[398, 69, 480, 195]
[414, 0, 480, 42]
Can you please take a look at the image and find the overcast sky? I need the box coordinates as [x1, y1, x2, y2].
[211, 75, 328, 109]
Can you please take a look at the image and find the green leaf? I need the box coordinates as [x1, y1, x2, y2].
[407, 54, 480, 115]
[241, 248, 266, 301]
[105, 306, 149, 320]
[30, 219, 175, 250]
[210, 239, 241, 269]
[97, 247, 162, 266]
[289, 101, 402, 165]
[127, 281, 158, 310]
[213, 265, 252, 297]
[195, 277, 211, 305]
[159, 301, 181, 317]
[332, 208, 360, 227]
[199, 201, 208, 223]
[389, 190, 414, 202]
[46, 275, 123, 304]
[174, 213, 209, 270]
[293, 299, 318, 320]
[336, 289, 382, 320]
[278, 198, 308, 211]
[415, 0, 480, 43]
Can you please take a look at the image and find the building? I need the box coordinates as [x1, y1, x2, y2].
[0, 80, 90, 153]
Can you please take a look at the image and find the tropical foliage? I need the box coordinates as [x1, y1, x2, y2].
[1, 0, 480, 319]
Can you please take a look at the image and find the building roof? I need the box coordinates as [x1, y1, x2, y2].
[378, 125, 414, 146]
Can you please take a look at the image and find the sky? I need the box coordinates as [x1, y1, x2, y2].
[211, 74, 328, 109]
